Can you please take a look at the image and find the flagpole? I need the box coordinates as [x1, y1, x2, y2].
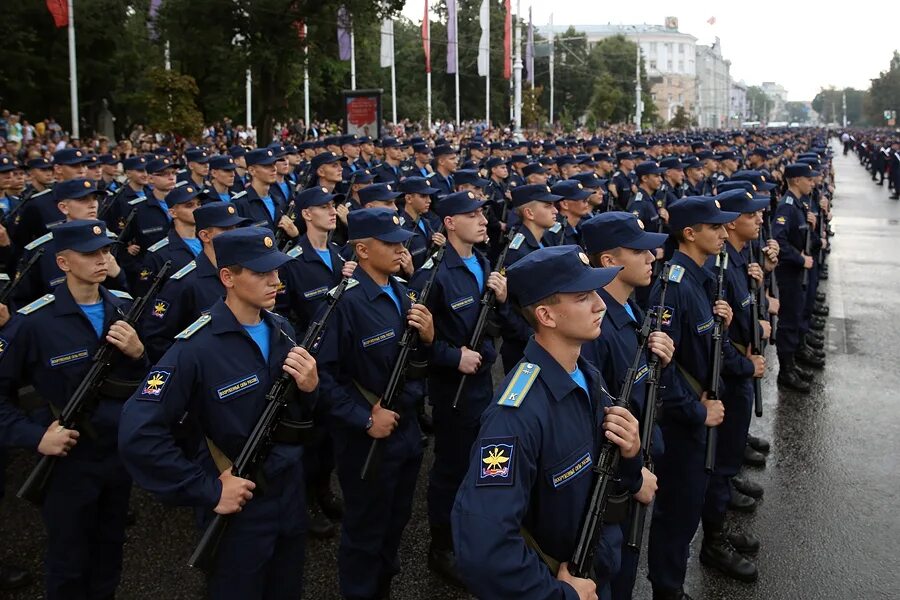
[67, 0, 80, 139]
[350, 21, 357, 90]
[485, 2, 490, 128]
[549, 13, 554, 127]
[425, 4, 432, 132]
[304, 23, 311, 131]
[245, 69, 252, 129]
[390, 25, 397, 124]
[454, 11, 460, 127]
[513, 0, 522, 132]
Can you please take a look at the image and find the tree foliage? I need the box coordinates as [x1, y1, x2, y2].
[811, 88, 867, 125]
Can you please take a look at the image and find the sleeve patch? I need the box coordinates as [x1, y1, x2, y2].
[652, 305, 674, 327]
[137, 368, 174, 401]
[151, 299, 170, 319]
[497, 362, 540, 408]
[476, 436, 516, 487]
[776, 216, 786, 224]
[0, 337, 8, 355]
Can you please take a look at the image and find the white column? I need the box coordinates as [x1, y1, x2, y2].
[304, 26, 310, 129]
[513, 0, 522, 131]
[350, 24, 357, 90]
[245, 69, 252, 129]
[634, 36, 642, 131]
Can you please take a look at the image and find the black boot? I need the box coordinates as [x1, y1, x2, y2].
[778, 361, 811, 393]
[315, 481, 344, 521]
[805, 335, 825, 350]
[746, 435, 770, 454]
[732, 474, 764, 499]
[307, 493, 336, 539]
[793, 364, 814, 382]
[0, 562, 31, 591]
[652, 587, 695, 600]
[811, 318, 826, 331]
[816, 291, 827, 302]
[743, 446, 767, 468]
[700, 525, 759, 582]
[727, 529, 761, 555]
[807, 330, 825, 343]
[796, 347, 825, 369]
[727, 489, 757, 513]
[813, 304, 829, 317]
[428, 526, 465, 588]
[804, 344, 826, 359]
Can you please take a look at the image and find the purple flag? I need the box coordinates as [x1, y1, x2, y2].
[447, 0, 458, 74]
[526, 8, 534, 85]
[148, 0, 162, 38]
[337, 6, 352, 61]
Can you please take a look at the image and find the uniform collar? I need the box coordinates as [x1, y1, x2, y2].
[671, 249, 714, 285]
[442, 242, 487, 271]
[522, 337, 602, 404]
[52, 282, 123, 323]
[207, 297, 281, 337]
[195, 251, 219, 278]
[725, 240, 747, 267]
[597, 287, 640, 332]
[521, 225, 543, 250]
[353, 266, 407, 305]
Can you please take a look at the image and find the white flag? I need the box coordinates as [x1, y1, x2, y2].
[380, 18, 394, 68]
[477, 0, 489, 77]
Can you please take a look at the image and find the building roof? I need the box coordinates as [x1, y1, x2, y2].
[537, 23, 698, 42]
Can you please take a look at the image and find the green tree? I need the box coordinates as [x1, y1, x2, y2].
[669, 105, 691, 129]
[812, 87, 867, 125]
[864, 51, 900, 125]
[785, 101, 809, 124]
[521, 86, 547, 129]
[134, 68, 205, 140]
[585, 35, 657, 127]
[745, 86, 770, 122]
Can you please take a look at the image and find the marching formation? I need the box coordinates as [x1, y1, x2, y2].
[0, 129, 837, 600]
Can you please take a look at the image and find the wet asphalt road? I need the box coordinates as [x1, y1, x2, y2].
[1, 141, 898, 599]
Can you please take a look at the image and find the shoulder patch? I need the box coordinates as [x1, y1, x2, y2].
[420, 256, 435, 270]
[109, 290, 133, 300]
[231, 190, 248, 200]
[24, 232, 53, 251]
[170, 261, 197, 280]
[330, 278, 359, 297]
[17, 293, 55, 315]
[32, 189, 52, 199]
[287, 246, 303, 258]
[509, 232, 525, 250]
[497, 362, 541, 408]
[137, 368, 174, 401]
[634, 192, 643, 202]
[174, 314, 211, 339]
[128, 196, 147, 205]
[667, 264, 685, 283]
[147, 237, 170, 252]
[775, 216, 786, 225]
[476, 436, 516, 487]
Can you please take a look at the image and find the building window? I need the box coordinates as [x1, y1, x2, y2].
[667, 60, 673, 71]
[650, 42, 657, 53]
[666, 42, 673, 52]
[678, 60, 684, 72]
[649, 60, 657, 70]
[679, 43, 685, 54]
[678, 93, 683, 102]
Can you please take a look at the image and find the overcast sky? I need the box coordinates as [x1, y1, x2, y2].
[401, 1, 898, 101]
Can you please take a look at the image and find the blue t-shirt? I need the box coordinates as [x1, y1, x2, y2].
[417, 219, 428, 236]
[278, 182, 290, 203]
[315, 248, 333, 272]
[380, 284, 402, 314]
[261, 195, 276, 221]
[570, 365, 590, 397]
[183, 237, 202, 256]
[243, 320, 271, 362]
[623, 302, 638, 323]
[218, 193, 231, 203]
[461, 254, 485, 292]
[157, 198, 172, 221]
[79, 301, 105, 339]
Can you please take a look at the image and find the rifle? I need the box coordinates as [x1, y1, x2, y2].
[112, 208, 138, 258]
[17, 261, 173, 505]
[761, 217, 779, 342]
[275, 198, 297, 251]
[626, 263, 671, 552]
[749, 241, 765, 419]
[188, 261, 354, 572]
[570, 289, 651, 577]
[451, 228, 516, 410]
[704, 250, 727, 474]
[801, 202, 812, 290]
[0, 248, 44, 305]
[360, 245, 447, 481]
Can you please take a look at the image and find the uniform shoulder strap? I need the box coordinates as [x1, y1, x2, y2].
[497, 362, 541, 408]
[17, 293, 55, 315]
[175, 314, 212, 340]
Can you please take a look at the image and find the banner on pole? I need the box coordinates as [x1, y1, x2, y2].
[344, 89, 383, 139]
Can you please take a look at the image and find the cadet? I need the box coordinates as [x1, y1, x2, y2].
[545, 179, 593, 247]
[646, 196, 753, 600]
[208, 155, 239, 203]
[499, 183, 561, 371]
[407, 191, 510, 586]
[579, 212, 673, 600]
[608, 152, 636, 211]
[141, 201, 249, 362]
[374, 138, 405, 187]
[11, 178, 126, 309]
[628, 162, 669, 234]
[699, 189, 769, 583]
[317, 208, 435, 600]
[0, 219, 149, 599]
[101, 155, 148, 236]
[19, 157, 55, 204]
[15, 148, 89, 248]
[178, 148, 210, 189]
[276, 186, 355, 539]
[228, 146, 249, 193]
[681, 158, 706, 197]
[398, 177, 444, 271]
[451, 245, 640, 600]
[233, 148, 299, 241]
[119, 227, 317, 600]
[430, 145, 459, 198]
[773, 163, 821, 392]
[401, 143, 434, 179]
[306, 150, 345, 193]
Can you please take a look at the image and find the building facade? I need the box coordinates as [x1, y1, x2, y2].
[730, 80, 749, 127]
[695, 40, 731, 129]
[761, 82, 789, 122]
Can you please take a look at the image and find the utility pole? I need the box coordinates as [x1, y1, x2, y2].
[634, 34, 642, 131]
[842, 90, 847, 127]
